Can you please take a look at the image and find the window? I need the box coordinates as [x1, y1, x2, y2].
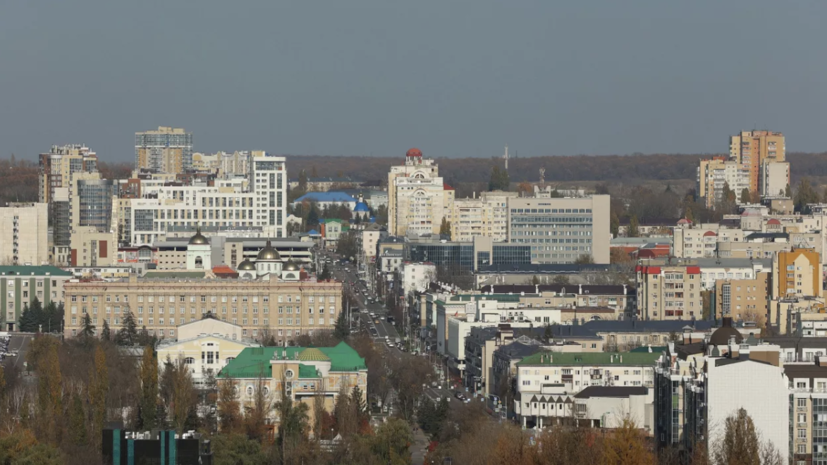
[798, 429, 806, 439]
[798, 398, 807, 408]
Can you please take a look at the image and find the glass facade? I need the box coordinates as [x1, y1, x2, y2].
[509, 207, 594, 264]
[78, 179, 116, 230]
[409, 243, 531, 270]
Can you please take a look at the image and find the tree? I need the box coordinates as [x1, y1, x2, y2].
[275, 367, 310, 464]
[372, 418, 412, 465]
[337, 231, 359, 261]
[116, 310, 138, 346]
[610, 212, 620, 237]
[627, 215, 640, 237]
[0, 430, 64, 465]
[318, 263, 332, 281]
[217, 379, 241, 433]
[298, 169, 308, 192]
[101, 320, 111, 341]
[740, 188, 751, 204]
[18, 304, 36, 333]
[306, 204, 320, 230]
[159, 356, 198, 432]
[138, 346, 159, 429]
[574, 254, 594, 264]
[713, 408, 764, 465]
[334, 310, 350, 340]
[211, 433, 266, 465]
[603, 417, 653, 465]
[785, 183, 792, 198]
[89, 345, 109, 442]
[350, 385, 367, 423]
[517, 181, 533, 197]
[439, 217, 452, 239]
[488, 165, 510, 191]
[33, 337, 62, 442]
[80, 313, 96, 340]
[795, 177, 820, 213]
[552, 275, 570, 285]
[68, 392, 88, 446]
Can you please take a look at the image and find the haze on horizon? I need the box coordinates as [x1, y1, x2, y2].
[1, 0, 825, 162]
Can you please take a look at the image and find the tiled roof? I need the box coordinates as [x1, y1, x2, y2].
[298, 347, 330, 362]
[0, 266, 73, 276]
[143, 271, 206, 279]
[518, 351, 659, 367]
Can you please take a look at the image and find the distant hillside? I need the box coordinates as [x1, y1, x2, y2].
[285, 152, 827, 185]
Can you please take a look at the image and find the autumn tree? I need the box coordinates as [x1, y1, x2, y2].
[274, 367, 310, 464]
[137, 346, 159, 429]
[740, 188, 751, 204]
[627, 215, 640, 237]
[159, 356, 198, 432]
[32, 337, 62, 442]
[217, 379, 241, 434]
[603, 418, 653, 465]
[574, 254, 594, 264]
[713, 408, 760, 465]
[243, 371, 272, 442]
[795, 177, 820, 213]
[439, 217, 452, 239]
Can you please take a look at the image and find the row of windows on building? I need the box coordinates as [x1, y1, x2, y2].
[71, 294, 336, 304]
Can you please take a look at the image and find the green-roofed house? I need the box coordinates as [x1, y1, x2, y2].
[217, 341, 367, 433]
[0, 265, 73, 331]
[513, 351, 659, 429]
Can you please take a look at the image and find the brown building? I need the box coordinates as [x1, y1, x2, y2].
[636, 261, 703, 320]
[715, 272, 770, 327]
[773, 248, 821, 299]
[729, 130, 785, 194]
[63, 275, 342, 344]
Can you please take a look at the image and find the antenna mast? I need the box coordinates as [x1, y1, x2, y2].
[503, 145, 509, 171]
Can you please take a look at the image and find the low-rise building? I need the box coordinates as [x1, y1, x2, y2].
[573, 386, 654, 434]
[0, 265, 74, 332]
[216, 342, 367, 433]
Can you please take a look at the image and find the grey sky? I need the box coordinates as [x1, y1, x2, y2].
[1, 0, 825, 162]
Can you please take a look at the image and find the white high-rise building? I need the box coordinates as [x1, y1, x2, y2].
[388, 148, 454, 237]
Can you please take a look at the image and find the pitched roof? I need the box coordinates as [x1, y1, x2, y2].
[574, 386, 648, 399]
[218, 342, 366, 379]
[0, 266, 73, 276]
[318, 341, 367, 371]
[298, 347, 330, 362]
[518, 352, 659, 367]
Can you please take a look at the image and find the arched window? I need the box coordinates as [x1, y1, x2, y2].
[195, 257, 203, 269]
[184, 357, 195, 364]
[246, 385, 254, 397]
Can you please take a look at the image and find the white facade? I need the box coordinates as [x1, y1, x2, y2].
[401, 263, 436, 297]
[387, 150, 454, 237]
[451, 191, 517, 242]
[761, 161, 790, 199]
[0, 203, 49, 266]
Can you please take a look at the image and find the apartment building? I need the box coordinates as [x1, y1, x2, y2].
[697, 157, 750, 209]
[451, 191, 517, 242]
[514, 351, 659, 428]
[1, 265, 73, 331]
[773, 248, 822, 299]
[38, 144, 98, 205]
[217, 342, 367, 432]
[387, 148, 454, 237]
[636, 261, 703, 320]
[0, 203, 48, 266]
[583, 319, 716, 352]
[135, 127, 194, 174]
[715, 272, 770, 326]
[730, 130, 785, 194]
[507, 195, 610, 264]
[62, 275, 342, 344]
[654, 324, 789, 460]
[762, 161, 790, 199]
[672, 224, 745, 259]
[118, 153, 287, 244]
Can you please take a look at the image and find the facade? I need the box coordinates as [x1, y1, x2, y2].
[0, 203, 49, 266]
[636, 261, 703, 320]
[401, 262, 436, 297]
[73, 176, 117, 232]
[38, 144, 98, 206]
[291, 192, 357, 211]
[697, 157, 750, 209]
[135, 127, 194, 174]
[450, 191, 518, 242]
[62, 275, 342, 343]
[573, 386, 654, 433]
[69, 226, 118, 267]
[507, 195, 610, 264]
[714, 272, 770, 326]
[730, 130, 785, 194]
[408, 235, 532, 272]
[217, 342, 367, 432]
[514, 351, 659, 428]
[387, 148, 454, 237]
[762, 161, 790, 199]
[0, 266, 73, 331]
[118, 154, 287, 245]
[156, 318, 260, 387]
[773, 248, 822, 299]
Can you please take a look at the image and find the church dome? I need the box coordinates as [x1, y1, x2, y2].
[237, 259, 256, 271]
[284, 259, 299, 271]
[189, 227, 209, 245]
[257, 239, 280, 261]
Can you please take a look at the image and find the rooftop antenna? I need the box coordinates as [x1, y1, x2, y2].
[539, 168, 545, 186]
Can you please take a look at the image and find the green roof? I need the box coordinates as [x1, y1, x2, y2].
[218, 341, 365, 379]
[0, 266, 72, 277]
[517, 351, 659, 367]
[299, 364, 319, 378]
[298, 348, 330, 362]
[143, 271, 206, 279]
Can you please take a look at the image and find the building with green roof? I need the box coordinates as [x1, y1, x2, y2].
[217, 341, 367, 432]
[0, 265, 73, 331]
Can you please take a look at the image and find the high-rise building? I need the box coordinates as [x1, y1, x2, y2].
[38, 144, 98, 205]
[729, 130, 785, 194]
[0, 203, 49, 266]
[636, 261, 703, 320]
[451, 191, 518, 242]
[388, 148, 454, 237]
[697, 157, 750, 208]
[506, 195, 610, 264]
[135, 126, 194, 174]
[761, 160, 790, 199]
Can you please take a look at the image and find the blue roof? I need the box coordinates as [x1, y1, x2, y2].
[354, 202, 370, 212]
[307, 229, 320, 235]
[294, 192, 357, 203]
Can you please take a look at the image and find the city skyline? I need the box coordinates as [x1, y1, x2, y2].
[1, 0, 826, 162]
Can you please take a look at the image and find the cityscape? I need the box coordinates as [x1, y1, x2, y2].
[1, 2, 826, 465]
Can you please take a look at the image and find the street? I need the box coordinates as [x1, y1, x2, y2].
[0, 333, 32, 371]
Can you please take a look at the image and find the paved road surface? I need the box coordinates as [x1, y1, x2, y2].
[1, 334, 32, 370]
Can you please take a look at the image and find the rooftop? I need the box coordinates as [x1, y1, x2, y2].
[582, 319, 716, 333]
[574, 386, 648, 399]
[518, 351, 660, 367]
[293, 192, 357, 203]
[218, 341, 365, 378]
[0, 265, 73, 276]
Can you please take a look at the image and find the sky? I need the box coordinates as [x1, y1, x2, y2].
[1, 0, 826, 162]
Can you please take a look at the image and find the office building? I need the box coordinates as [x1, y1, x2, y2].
[1, 265, 73, 331]
[135, 126, 194, 174]
[408, 235, 531, 271]
[729, 130, 785, 194]
[387, 148, 454, 237]
[0, 203, 49, 266]
[507, 195, 610, 264]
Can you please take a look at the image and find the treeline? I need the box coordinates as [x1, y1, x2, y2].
[0, 159, 132, 205]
